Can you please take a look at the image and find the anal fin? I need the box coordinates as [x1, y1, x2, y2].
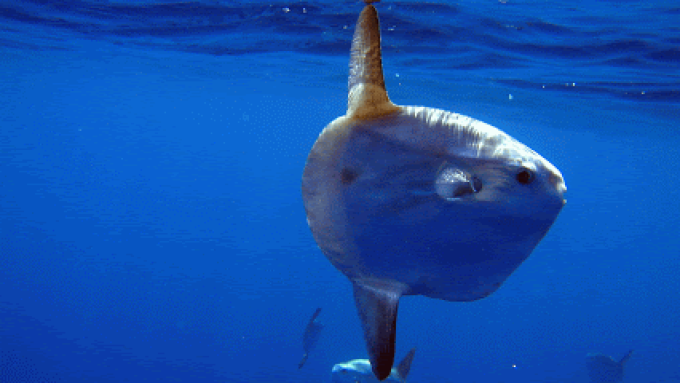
[352, 280, 404, 381]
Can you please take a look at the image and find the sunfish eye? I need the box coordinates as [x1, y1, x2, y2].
[435, 166, 482, 201]
[516, 168, 534, 185]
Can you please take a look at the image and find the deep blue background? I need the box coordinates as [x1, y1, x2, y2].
[1, 1, 679, 382]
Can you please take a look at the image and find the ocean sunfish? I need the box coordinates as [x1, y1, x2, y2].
[586, 350, 633, 383]
[301, 1, 566, 380]
[298, 307, 323, 369]
[332, 348, 416, 383]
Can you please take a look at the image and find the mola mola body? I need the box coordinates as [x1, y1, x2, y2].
[302, 2, 566, 380]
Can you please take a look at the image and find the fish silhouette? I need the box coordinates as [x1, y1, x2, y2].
[332, 348, 416, 383]
[586, 350, 633, 383]
[298, 307, 323, 369]
[302, 1, 566, 380]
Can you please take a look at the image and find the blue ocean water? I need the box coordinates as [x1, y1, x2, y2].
[0, 0, 678, 382]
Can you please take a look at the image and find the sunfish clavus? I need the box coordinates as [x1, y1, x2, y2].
[301, 1, 567, 380]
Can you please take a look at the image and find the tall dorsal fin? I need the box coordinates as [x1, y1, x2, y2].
[347, 1, 399, 120]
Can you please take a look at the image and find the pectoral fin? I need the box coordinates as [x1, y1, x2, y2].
[352, 280, 403, 381]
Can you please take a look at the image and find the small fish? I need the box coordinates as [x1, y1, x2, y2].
[301, 1, 566, 380]
[332, 348, 416, 383]
[586, 350, 633, 383]
[298, 307, 323, 369]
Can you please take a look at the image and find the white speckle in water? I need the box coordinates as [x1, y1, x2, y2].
[282, 7, 290, 13]
[509, 94, 514, 100]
